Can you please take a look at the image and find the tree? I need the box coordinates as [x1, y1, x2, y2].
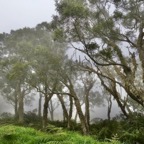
[54, 61, 90, 134]
[23, 28, 67, 128]
[54, 0, 144, 114]
[0, 30, 32, 123]
[75, 72, 104, 127]
[48, 97, 60, 121]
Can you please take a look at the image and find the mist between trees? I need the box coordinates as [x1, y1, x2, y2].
[0, 0, 144, 137]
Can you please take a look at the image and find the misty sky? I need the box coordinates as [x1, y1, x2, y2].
[0, 0, 56, 33]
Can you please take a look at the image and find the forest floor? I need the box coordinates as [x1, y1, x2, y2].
[0, 125, 121, 144]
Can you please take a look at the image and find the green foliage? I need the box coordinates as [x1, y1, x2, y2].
[24, 111, 41, 125]
[49, 120, 81, 132]
[99, 48, 113, 59]
[53, 28, 65, 42]
[56, 0, 89, 19]
[0, 113, 16, 125]
[113, 11, 123, 20]
[0, 124, 122, 144]
[6, 61, 29, 81]
[90, 114, 144, 144]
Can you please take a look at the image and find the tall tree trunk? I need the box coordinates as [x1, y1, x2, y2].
[38, 93, 42, 118]
[14, 91, 18, 120]
[63, 77, 89, 134]
[69, 95, 73, 121]
[57, 94, 71, 128]
[48, 99, 54, 121]
[74, 111, 78, 122]
[74, 95, 89, 135]
[99, 75, 129, 118]
[70, 88, 89, 134]
[18, 89, 24, 124]
[42, 93, 54, 128]
[43, 95, 48, 128]
[85, 92, 90, 127]
[107, 95, 112, 121]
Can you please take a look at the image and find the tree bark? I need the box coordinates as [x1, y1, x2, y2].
[48, 99, 54, 121]
[69, 95, 73, 121]
[107, 95, 112, 121]
[98, 75, 129, 118]
[42, 93, 54, 128]
[57, 94, 71, 128]
[14, 91, 18, 120]
[69, 87, 89, 134]
[43, 94, 48, 128]
[74, 95, 89, 135]
[61, 75, 89, 134]
[85, 92, 90, 127]
[18, 89, 24, 124]
[38, 93, 42, 118]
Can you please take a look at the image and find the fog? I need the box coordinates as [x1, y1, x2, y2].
[0, 92, 121, 121]
[0, 0, 122, 121]
[0, 0, 56, 33]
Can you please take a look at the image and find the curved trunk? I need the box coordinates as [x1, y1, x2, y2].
[74, 96, 89, 135]
[57, 94, 71, 128]
[70, 88, 89, 134]
[99, 75, 129, 118]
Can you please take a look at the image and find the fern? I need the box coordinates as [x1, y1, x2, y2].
[46, 141, 74, 144]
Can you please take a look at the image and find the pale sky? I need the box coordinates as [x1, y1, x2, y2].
[0, 0, 56, 33]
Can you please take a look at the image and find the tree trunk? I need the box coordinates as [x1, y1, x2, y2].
[42, 95, 48, 128]
[14, 91, 18, 120]
[99, 75, 129, 118]
[42, 93, 54, 128]
[74, 95, 89, 135]
[18, 90, 24, 124]
[38, 93, 42, 118]
[49, 99, 54, 121]
[63, 77, 89, 134]
[107, 95, 112, 121]
[74, 111, 78, 122]
[69, 95, 73, 121]
[70, 87, 89, 134]
[57, 94, 71, 128]
[85, 92, 90, 127]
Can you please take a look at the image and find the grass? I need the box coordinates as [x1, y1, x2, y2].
[0, 125, 121, 144]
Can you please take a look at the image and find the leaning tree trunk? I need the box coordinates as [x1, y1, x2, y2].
[69, 95, 73, 121]
[63, 77, 89, 134]
[99, 75, 129, 118]
[74, 111, 78, 122]
[57, 94, 71, 128]
[70, 89, 89, 135]
[74, 96, 89, 135]
[48, 99, 54, 121]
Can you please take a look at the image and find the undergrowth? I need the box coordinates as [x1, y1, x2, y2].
[0, 125, 121, 144]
